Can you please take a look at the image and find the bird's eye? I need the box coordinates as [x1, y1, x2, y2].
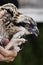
[25, 23, 30, 28]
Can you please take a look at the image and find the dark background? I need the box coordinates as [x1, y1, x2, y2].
[0, 0, 19, 8]
[0, 23, 43, 65]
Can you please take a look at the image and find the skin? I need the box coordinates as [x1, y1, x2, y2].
[0, 10, 17, 62]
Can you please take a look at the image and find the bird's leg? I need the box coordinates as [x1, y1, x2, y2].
[5, 30, 27, 51]
[5, 38, 26, 49]
[5, 38, 26, 52]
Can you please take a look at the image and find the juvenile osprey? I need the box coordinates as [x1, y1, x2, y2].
[0, 3, 39, 52]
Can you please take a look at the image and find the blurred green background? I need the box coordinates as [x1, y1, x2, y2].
[0, 23, 43, 65]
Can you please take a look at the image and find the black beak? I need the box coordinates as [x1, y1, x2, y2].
[31, 26, 39, 37]
[28, 26, 39, 37]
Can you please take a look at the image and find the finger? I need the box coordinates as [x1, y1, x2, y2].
[0, 46, 17, 57]
[5, 57, 15, 62]
[6, 57, 15, 62]
[6, 50, 17, 57]
[0, 54, 14, 62]
[10, 57, 15, 61]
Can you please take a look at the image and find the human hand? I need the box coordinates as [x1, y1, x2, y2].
[0, 32, 17, 62]
[0, 46, 17, 62]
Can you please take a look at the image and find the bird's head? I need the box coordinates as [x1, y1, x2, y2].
[24, 17, 39, 37]
[16, 15, 39, 37]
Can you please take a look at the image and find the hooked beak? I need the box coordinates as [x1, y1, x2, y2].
[31, 26, 39, 37]
[28, 26, 39, 37]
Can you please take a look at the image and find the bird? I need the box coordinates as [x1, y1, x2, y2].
[0, 3, 39, 52]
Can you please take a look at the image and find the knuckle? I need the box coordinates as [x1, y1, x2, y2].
[14, 51, 17, 57]
[10, 58, 14, 62]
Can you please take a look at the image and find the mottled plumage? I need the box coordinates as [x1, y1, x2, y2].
[0, 3, 39, 52]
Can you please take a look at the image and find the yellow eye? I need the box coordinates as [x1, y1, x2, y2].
[25, 24, 29, 28]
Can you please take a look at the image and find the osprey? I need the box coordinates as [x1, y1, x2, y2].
[0, 3, 39, 52]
